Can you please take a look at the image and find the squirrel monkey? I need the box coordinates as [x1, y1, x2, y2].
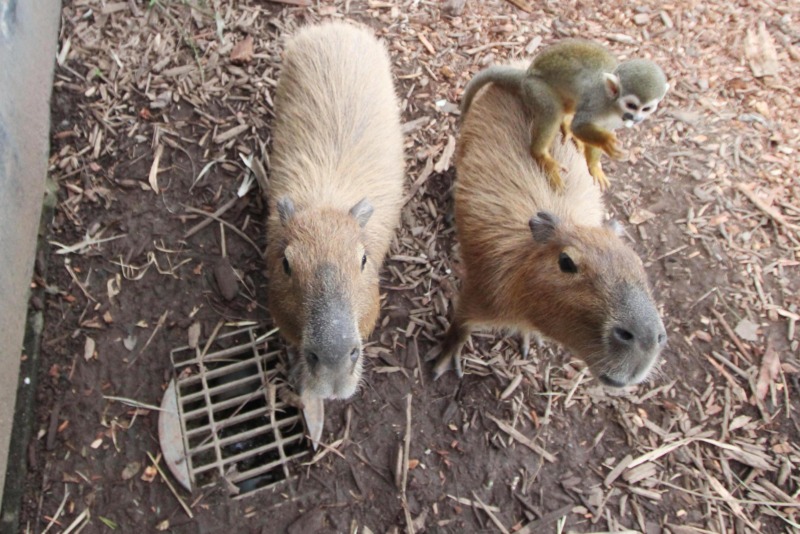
[460, 39, 669, 192]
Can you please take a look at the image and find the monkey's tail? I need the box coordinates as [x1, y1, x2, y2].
[460, 65, 526, 119]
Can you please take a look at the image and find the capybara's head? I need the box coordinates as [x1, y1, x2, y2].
[267, 197, 380, 400]
[526, 211, 666, 386]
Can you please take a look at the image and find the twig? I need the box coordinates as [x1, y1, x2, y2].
[183, 196, 238, 238]
[710, 309, 753, 364]
[41, 486, 70, 534]
[62, 508, 90, 534]
[181, 204, 261, 254]
[147, 452, 194, 518]
[126, 310, 169, 368]
[486, 414, 556, 462]
[64, 262, 96, 302]
[103, 395, 169, 412]
[736, 183, 800, 232]
[472, 492, 510, 534]
[401, 393, 414, 534]
[401, 393, 412, 495]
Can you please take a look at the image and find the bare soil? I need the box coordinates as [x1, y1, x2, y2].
[17, 1, 800, 533]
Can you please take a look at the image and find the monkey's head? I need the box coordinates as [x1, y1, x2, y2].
[605, 59, 669, 128]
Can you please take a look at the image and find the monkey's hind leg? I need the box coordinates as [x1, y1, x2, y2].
[521, 77, 566, 193]
[583, 144, 611, 190]
[560, 113, 583, 151]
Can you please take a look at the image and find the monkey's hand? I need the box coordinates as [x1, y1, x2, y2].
[573, 124, 624, 160]
[598, 133, 624, 160]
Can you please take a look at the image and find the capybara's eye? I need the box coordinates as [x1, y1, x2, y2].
[361, 253, 367, 271]
[283, 256, 291, 276]
[558, 252, 578, 274]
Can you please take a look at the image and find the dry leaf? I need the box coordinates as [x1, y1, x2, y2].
[756, 345, 780, 401]
[629, 208, 656, 225]
[734, 318, 759, 342]
[188, 322, 202, 349]
[84, 337, 96, 361]
[230, 35, 254, 64]
[122, 461, 141, 481]
[148, 144, 164, 194]
[141, 465, 158, 483]
[744, 23, 779, 78]
[434, 135, 456, 173]
[123, 335, 137, 351]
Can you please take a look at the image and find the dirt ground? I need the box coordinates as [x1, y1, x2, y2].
[17, 0, 800, 533]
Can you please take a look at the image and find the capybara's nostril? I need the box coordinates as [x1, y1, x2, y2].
[657, 332, 667, 346]
[349, 348, 359, 362]
[599, 374, 626, 388]
[613, 326, 635, 344]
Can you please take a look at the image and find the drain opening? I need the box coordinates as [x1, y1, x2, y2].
[159, 326, 311, 499]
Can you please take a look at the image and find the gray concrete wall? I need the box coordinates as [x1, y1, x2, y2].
[0, 0, 61, 507]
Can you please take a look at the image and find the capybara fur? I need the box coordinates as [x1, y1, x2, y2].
[434, 64, 666, 387]
[266, 22, 404, 400]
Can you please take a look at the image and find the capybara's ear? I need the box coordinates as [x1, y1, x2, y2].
[529, 211, 559, 243]
[349, 198, 374, 228]
[277, 197, 295, 226]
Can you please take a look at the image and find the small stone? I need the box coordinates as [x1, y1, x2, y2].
[214, 258, 239, 301]
[634, 13, 651, 25]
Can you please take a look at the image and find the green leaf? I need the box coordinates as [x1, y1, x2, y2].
[98, 516, 118, 529]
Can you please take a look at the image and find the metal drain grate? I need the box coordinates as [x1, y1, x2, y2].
[159, 326, 310, 499]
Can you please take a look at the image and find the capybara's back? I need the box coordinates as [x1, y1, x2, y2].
[266, 22, 404, 401]
[435, 65, 666, 386]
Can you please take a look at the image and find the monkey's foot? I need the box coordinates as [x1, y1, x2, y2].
[433, 348, 464, 380]
[589, 164, 611, 191]
[533, 153, 565, 193]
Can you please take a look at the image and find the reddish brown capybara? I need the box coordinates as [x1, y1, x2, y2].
[434, 63, 666, 387]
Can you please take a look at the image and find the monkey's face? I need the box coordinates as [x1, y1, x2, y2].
[616, 95, 662, 128]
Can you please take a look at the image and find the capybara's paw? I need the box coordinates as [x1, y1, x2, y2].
[433, 350, 463, 380]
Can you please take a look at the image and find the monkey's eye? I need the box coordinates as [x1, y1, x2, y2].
[361, 253, 367, 271]
[558, 252, 578, 274]
[282, 256, 291, 276]
[626, 102, 638, 111]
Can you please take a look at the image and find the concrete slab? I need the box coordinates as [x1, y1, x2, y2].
[0, 0, 61, 508]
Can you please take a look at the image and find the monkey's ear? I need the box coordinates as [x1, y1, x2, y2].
[277, 197, 295, 226]
[603, 73, 621, 99]
[349, 198, 374, 228]
[529, 212, 559, 243]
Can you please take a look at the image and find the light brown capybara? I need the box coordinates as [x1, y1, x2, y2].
[434, 63, 666, 387]
[266, 22, 404, 400]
